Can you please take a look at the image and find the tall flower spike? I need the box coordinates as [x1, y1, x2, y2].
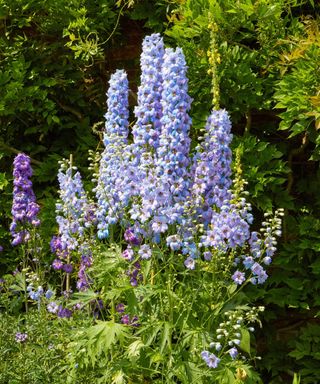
[11, 153, 40, 246]
[55, 160, 88, 253]
[191, 109, 233, 226]
[104, 69, 129, 145]
[95, 70, 131, 236]
[156, 48, 192, 209]
[133, 33, 164, 149]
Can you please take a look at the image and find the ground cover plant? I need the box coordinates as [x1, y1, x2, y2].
[0, 33, 285, 384]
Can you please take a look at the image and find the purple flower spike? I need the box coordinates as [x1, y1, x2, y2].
[11, 153, 40, 245]
[95, 69, 130, 229]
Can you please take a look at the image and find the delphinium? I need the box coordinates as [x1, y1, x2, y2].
[191, 109, 233, 227]
[53, 158, 93, 295]
[95, 69, 131, 238]
[127, 45, 193, 247]
[154, 47, 192, 226]
[201, 307, 265, 371]
[127, 34, 165, 234]
[10, 153, 40, 246]
[67, 34, 284, 383]
[27, 283, 54, 311]
[10, 153, 42, 312]
[132, 33, 164, 150]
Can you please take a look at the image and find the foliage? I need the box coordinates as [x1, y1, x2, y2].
[67, 246, 265, 383]
[0, 308, 95, 384]
[0, 0, 144, 271]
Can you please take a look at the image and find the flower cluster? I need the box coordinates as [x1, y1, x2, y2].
[55, 160, 89, 252]
[156, 47, 192, 214]
[15, 332, 28, 343]
[95, 70, 131, 235]
[52, 160, 93, 290]
[116, 303, 139, 327]
[191, 110, 233, 226]
[201, 307, 264, 369]
[27, 285, 54, 302]
[133, 33, 164, 149]
[231, 209, 284, 285]
[77, 245, 93, 291]
[94, 34, 282, 280]
[10, 153, 40, 246]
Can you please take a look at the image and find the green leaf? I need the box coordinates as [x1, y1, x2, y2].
[126, 339, 144, 359]
[240, 328, 251, 354]
[0, 173, 8, 190]
[160, 321, 172, 353]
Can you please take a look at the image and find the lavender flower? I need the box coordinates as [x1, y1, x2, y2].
[121, 313, 139, 327]
[124, 228, 141, 246]
[184, 257, 196, 270]
[228, 347, 238, 359]
[57, 305, 72, 318]
[63, 263, 73, 274]
[47, 301, 59, 314]
[166, 235, 182, 251]
[127, 262, 142, 287]
[45, 289, 54, 299]
[122, 247, 134, 261]
[138, 244, 152, 260]
[232, 270, 246, 285]
[201, 351, 220, 368]
[121, 314, 130, 325]
[116, 303, 125, 313]
[15, 332, 28, 343]
[52, 259, 64, 270]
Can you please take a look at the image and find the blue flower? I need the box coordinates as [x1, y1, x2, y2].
[231, 270, 246, 285]
[184, 257, 195, 270]
[45, 289, 54, 300]
[228, 347, 238, 359]
[138, 244, 152, 260]
[201, 350, 220, 368]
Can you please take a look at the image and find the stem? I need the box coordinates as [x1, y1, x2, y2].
[21, 245, 29, 313]
[208, 13, 220, 110]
